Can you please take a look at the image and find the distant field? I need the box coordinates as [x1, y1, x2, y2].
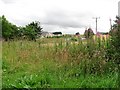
[2, 37, 118, 88]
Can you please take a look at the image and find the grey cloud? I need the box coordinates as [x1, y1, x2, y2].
[42, 10, 93, 29]
[1, 0, 17, 4]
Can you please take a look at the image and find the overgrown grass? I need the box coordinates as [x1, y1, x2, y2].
[2, 37, 119, 88]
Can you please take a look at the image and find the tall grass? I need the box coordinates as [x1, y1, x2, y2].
[2, 37, 118, 88]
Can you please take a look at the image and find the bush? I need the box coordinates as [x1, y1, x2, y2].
[107, 16, 120, 88]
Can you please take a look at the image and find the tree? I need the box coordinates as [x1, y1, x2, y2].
[17, 27, 25, 39]
[1, 16, 43, 41]
[84, 28, 94, 39]
[52, 32, 62, 35]
[28, 21, 43, 35]
[84, 29, 88, 38]
[2, 15, 12, 40]
[75, 32, 80, 36]
[24, 21, 43, 40]
[2, 15, 18, 41]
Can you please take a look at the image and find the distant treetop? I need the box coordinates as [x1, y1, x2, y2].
[52, 32, 62, 35]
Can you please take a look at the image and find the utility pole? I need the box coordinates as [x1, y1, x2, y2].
[109, 18, 112, 31]
[93, 17, 100, 34]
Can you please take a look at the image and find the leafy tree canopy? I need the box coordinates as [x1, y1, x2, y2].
[2, 15, 18, 41]
[1, 15, 43, 41]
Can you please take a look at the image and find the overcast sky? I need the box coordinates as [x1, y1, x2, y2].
[0, 0, 120, 34]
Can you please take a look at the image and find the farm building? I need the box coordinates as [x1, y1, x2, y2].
[41, 31, 54, 38]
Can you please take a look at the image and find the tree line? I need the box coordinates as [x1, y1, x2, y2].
[0, 15, 43, 41]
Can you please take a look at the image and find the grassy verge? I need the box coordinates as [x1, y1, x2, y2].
[2, 38, 118, 88]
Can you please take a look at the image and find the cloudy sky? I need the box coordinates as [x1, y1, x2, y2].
[0, 0, 120, 34]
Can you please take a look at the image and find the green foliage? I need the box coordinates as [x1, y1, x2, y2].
[71, 37, 78, 41]
[107, 16, 120, 64]
[2, 15, 18, 41]
[107, 16, 120, 88]
[24, 21, 42, 40]
[1, 15, 42, 41]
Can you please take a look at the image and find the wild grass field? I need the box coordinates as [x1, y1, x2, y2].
[2, 37, 119, 88]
